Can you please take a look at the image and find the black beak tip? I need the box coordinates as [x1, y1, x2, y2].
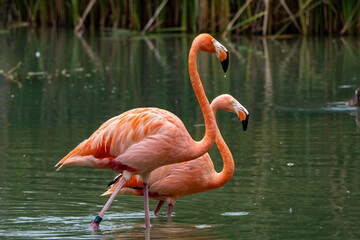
[241, 115, 249, 132]
[221, 52, 229, 73]
[107, 175, 121, 187]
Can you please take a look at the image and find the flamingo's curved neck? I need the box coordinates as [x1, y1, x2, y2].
[188, 39, 217, 160]
[207, 102, 234, 189]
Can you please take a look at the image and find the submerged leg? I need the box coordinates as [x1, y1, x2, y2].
[91, 177, 127, 229]
[167, 204, 173, 222]
[143, 182, 151, 228]
[154, 201, 165, 216]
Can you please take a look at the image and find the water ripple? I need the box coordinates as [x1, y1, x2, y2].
[221, 212, 249, 216]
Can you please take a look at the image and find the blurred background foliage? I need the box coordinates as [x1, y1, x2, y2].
[1, 0, 360, 36]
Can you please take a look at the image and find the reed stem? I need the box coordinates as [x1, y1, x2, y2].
[2, 0, 360, 36]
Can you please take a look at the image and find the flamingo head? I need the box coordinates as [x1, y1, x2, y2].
[211, 94, 249, 131]
[232, 100, 249, 131]
[194, 34, 229, 72]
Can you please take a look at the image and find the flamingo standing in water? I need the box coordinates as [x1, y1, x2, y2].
[103, 94, 249, 220]
[55, 34, 230, 229]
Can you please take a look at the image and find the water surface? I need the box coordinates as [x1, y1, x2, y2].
[1, 29, 360, 239]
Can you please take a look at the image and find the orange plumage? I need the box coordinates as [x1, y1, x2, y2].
[103, 94, 249, 218]
[56, 108, 193, 173]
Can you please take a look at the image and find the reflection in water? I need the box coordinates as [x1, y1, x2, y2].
[350, 108, 360, 127]
[262, 38, 273, 109]
[1, 29, 360, 239]
[107, 222, 222, 240]
[76, 32, 104, 74]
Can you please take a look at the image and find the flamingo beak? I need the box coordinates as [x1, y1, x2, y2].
[220, 51, 229, 72]
[238, 109, 249, 131]
[213, 40, 229, 72]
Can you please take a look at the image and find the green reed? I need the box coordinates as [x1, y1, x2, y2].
[1, 0, 360, 36]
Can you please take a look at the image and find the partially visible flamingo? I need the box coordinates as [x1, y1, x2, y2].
[55, 34, 230, 229]
[346, 88, 360, 107]
[103, 94, 249, 220]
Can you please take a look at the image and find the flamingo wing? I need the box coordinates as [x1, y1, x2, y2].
[55, 108, 191, 173]
[149, 154, 214, 198]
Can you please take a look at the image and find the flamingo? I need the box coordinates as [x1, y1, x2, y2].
[102, 94, 249, 220]
[55, 33, 231, 229]
[346, 88, 360, 107]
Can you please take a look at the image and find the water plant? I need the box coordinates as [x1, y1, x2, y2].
[1, 1, 360, 35]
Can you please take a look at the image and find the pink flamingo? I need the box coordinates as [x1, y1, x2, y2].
[55, 34, 230, 229]
[103, 94, 249, 220]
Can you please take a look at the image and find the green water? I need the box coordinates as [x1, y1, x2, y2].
[1, 29, 360, 239]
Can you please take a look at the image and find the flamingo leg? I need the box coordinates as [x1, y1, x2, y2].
[154, 201, 164, 216]
[167, 204, 173, 222]
[91, 176, 127, 229]
[143, 182, 151, 228]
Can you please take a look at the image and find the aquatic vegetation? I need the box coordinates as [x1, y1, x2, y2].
[1, 0, 360, 36]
